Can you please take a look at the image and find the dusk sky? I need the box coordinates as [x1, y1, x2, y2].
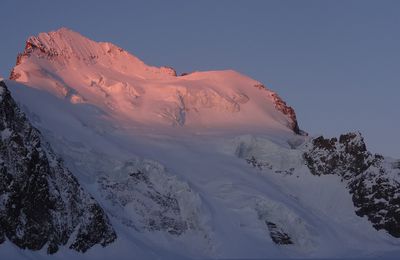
[1, 0, 399, 157]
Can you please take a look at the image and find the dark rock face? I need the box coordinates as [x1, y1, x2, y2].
[0, 81, 116, 253]
[253, 84, 305, 135]
[304, 132, 400, 238]
[265, 221, 293, 245]
[270, 92, 301, 135]
[304, 133, 374, 180]
[350, 172, 400, 237]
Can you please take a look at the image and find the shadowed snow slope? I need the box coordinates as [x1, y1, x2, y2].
[2, 28, 400, 259]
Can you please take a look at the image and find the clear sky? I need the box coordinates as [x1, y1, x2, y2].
[1, 0, 399, 157]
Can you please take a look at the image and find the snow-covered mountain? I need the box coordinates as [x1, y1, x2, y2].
[1, 28, 399, 259]
[10, 27, 302, 135]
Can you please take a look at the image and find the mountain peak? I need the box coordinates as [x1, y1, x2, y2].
[20, 27, 127, 64]
[10, 27, 177, 81]
[9, 28, 303, 135]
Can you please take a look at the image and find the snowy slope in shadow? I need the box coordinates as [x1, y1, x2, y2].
[5, 80, 400, 259]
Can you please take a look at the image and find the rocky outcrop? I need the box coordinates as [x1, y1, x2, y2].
[255, 198, 313, 248]
[254, 84, 304, 135]
[0, 81, 116, 253]
[98, 158, 203, 236]
[304, 132, 400, 238]
[99, 171, 188, 235]
[270, 92, 302, 135]
[304, 133, 375, 180]
[265, 221, 293, 245]
[10, 38, 59, 80]
[160, 66, 177, 77]
[246, 156, 294, 175]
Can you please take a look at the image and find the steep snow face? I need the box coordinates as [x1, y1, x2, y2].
[10, 28, 302, 135]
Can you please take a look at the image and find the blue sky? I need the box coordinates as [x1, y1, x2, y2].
[1, 0, 399, 157]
